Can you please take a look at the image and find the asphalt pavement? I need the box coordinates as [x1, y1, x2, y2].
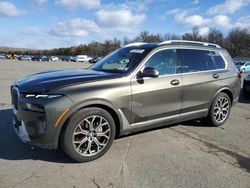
[0, 59, 249, 188]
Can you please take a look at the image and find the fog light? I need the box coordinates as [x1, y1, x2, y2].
[23, 103, 44, 112]
[25, 103, 32, 110]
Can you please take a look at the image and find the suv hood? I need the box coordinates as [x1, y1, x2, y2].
[14, 69, 122, 93]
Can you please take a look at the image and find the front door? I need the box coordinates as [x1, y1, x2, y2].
[131, 48, 182, 124]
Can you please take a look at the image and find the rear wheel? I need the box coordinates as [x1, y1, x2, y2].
[206, 92, 231, 127]
[61, 107, 116, 162]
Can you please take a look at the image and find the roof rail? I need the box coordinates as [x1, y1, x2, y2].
[158, 40, 221, 48]
[124, 42, 146, 47]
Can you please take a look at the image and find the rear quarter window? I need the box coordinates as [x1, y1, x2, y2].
[210, 51, 226, 69]
[180, 49, 216, 73]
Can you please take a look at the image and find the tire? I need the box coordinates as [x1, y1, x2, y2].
[206, 92, 231, 127]
[61, 107, 116, 162]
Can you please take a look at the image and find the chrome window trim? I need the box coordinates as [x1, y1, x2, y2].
[131, 46, 228, 80]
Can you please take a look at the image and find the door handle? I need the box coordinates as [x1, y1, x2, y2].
[170, 79, 180, 86]
[213, 74, 219, 79]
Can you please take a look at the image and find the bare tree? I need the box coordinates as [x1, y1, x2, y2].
[164, 33, 181, 40]
[206, 28, 224, 46]
[182, 26, 202, 41]
[226, 28, 250, 57]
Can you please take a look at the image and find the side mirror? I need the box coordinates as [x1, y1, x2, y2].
[142, 67, 159, 78]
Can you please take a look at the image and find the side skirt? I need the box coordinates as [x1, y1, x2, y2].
[119, 109, 208, 135]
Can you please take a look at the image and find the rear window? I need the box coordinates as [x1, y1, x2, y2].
[180, 49, 225, 73]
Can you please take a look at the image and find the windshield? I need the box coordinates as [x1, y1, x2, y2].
[90, 47, 147, 73]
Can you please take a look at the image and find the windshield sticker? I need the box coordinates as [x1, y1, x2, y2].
[130, 49, 145, 53]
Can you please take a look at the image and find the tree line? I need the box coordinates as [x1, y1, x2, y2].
[8, 27, 250, 58]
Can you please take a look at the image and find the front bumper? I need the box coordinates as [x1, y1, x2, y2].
[13, 111, 30, 143]
[11, 87, 74, 149]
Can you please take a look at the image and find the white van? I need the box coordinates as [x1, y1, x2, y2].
[75, 55, 92, 62]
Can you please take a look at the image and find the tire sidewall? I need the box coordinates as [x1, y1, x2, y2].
[62, 108, 116, 162]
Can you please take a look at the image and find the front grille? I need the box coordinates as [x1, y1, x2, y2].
[11, 87, 19, 109]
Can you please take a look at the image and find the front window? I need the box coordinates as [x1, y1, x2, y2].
[90, 47, 147, 73]
[143, 49, 177, 76]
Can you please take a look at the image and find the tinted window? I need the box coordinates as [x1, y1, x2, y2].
[144, 49, 177, 76]
[180, 49, 216, 73]
[210, 51, 226, 69]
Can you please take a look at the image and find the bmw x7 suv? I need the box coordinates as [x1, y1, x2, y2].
[11, 40, 241, 162]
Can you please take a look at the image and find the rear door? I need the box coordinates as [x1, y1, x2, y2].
[179, 48, 225, 118]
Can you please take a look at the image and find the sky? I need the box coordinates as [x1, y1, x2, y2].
[0, 0, 250, 49]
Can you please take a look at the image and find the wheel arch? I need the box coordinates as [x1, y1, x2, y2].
[55, 99, 124, 148]
[211, 87, 233, 107]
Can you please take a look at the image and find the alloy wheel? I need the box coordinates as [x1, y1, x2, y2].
[72, 115, 111, 157]
[213, 97, 230, 123]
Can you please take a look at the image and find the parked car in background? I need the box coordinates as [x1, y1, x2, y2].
[74, 55, 92, 62]
[89, 56, 102, 64]
[50, 56, 59, 61]
[243, 74, 250, 96]
[234, 62, 245, 71]
[32, 55, 49, 61]
[6, 54, 18, 59]
[18, 55, 32, 61]
[62, 56, 74, 62]
[11, 40, 240, 162]
[240, 62, 250, 73]
[0, 54, 5, 59]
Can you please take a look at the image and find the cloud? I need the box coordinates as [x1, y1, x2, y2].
[102, 0, 150, 12]
[192, 0, 199, 4]
[165, 8, 181, 15]
[167, 9, 233, 29]
[55, 0, 101, 9]
[176, 13, 210, 27]
[0, 28, 79, 49]
[0, 1, 23, 17]
[208, 0, 250, 15]
[172, 10, 210, 27]
[96, 9, 145, 32]
[47, 8, 146, 43]
[50, 18, 100, 37]
[166, 8, 250, 33]
[234, 15, 250, 30]
[49, 9, 145, 38]
[212, 15, 231, 28]
[197, 27, 209, 36]
[29, 0, 47, 5]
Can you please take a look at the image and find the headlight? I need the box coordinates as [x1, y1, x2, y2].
[25, 94, 62, 99]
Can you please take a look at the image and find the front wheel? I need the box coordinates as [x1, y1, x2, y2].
[61, 107, 116, 162]
[206, 92, 231, 127]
